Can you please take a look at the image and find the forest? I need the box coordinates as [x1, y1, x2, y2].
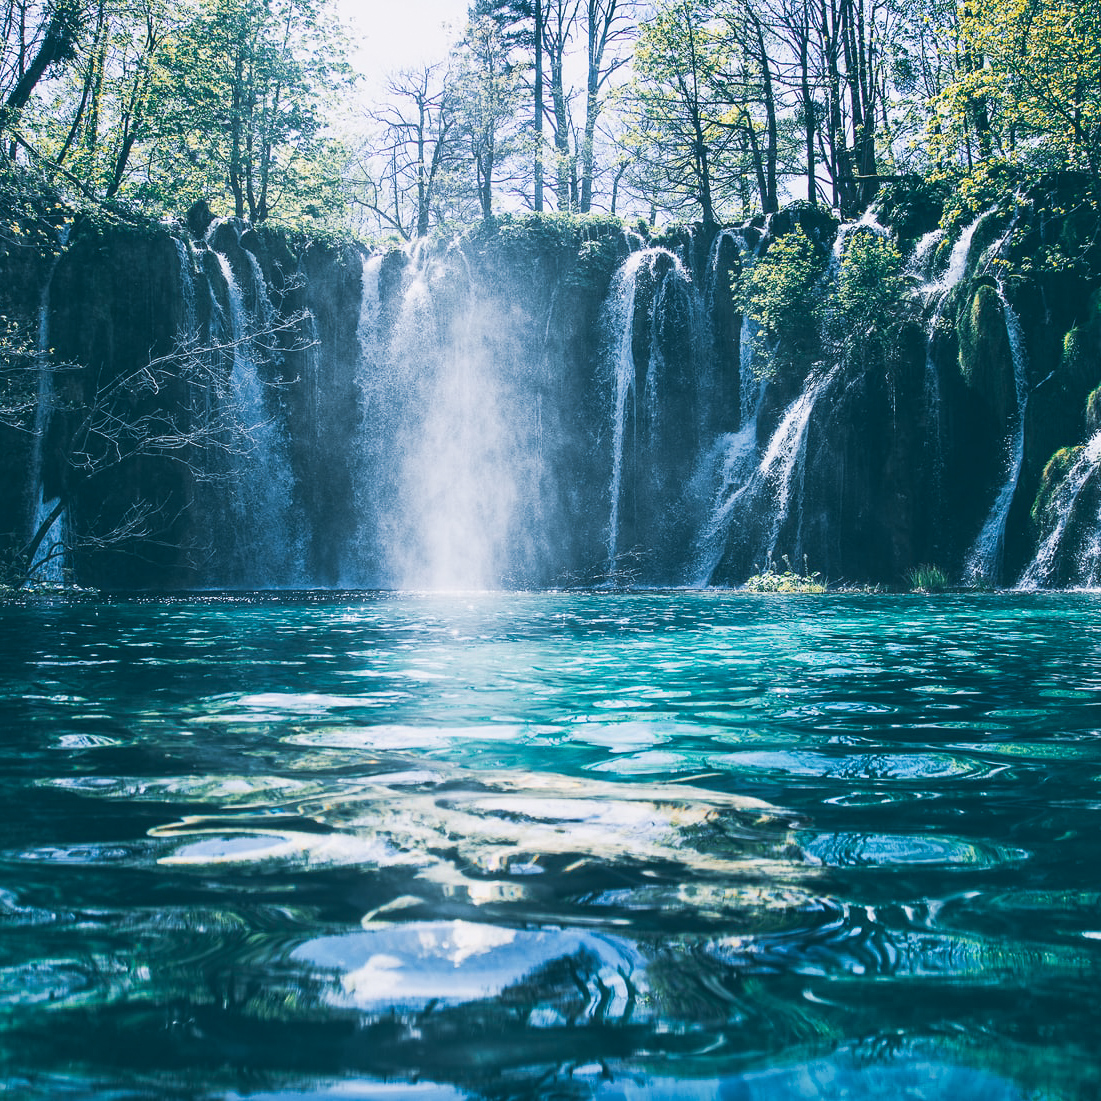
[0, 0, 1097, 236]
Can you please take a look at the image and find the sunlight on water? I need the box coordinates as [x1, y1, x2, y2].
[3, 591, 1101, 1098]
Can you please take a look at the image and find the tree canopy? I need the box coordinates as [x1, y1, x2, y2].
[1, 0, 1100, 235]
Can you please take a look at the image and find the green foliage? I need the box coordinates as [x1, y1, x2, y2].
[957, 282, 1006, 387]
[936, 161, 1027, 244]
[742, 555, 826, 593]
[833, 231, 906, 361]
[874, 176, 948, 246]
[10, 0, 354, 230]
[738, 225, 827, 375]
[950, 0, 1101, 185]
[907, 563, 949, 592]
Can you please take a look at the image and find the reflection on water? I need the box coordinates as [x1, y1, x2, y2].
[2, 591, 1101, 1098]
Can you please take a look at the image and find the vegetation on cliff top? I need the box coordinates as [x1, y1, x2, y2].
[0, 0, 1099, 238]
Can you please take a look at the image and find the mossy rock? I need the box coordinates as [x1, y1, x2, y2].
[1032, 445, 1083, 530]
[957, 282, 1014, 427]
[1058, 326, 1097, 390]
[876, 176, 948, 247]
[1086, 385, 1101, 433]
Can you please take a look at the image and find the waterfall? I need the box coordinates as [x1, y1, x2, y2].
[936, 213, 987, 293]
[697, 366, 836, 583]
[829, 208, 890, 280]
[962, 284, 1030, 585]
[756, 367, 837, 564]
[603, 247, 705, 581]
[1017, 432, 1101, 589]
[349, 251, 385, 585]
[908, 228, 945, 283]
[914, 212, 990, 528]
[172, 238, 198, 340]
[349, 243, 557, 590]
[692, 241, 766, 584]
[606, 249, 648, 574]
[209, 242, 304, 587]
[25, 229, 71, 584]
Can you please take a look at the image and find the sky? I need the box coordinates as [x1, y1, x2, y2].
[338, 0, 467, 96]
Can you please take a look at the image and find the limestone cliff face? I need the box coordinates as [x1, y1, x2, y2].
[5, 182, 1101, 590]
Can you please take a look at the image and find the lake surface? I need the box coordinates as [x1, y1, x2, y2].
[2, 590, 1101, 1099]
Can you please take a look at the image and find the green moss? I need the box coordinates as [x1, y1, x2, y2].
[1031, 446, 1083, 529]
[1057, 325, 1097, 390]
[876, 176, 948, 246]
[1086, 385, 1101, 433]
[958, 282, 1008, 386]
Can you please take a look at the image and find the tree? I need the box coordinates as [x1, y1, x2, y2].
[351, 65, 463, 239]
[0, 0, 83, 138]
[938, 0, 1101, 187]
[577, 0, 635, 212]
[627, 0, 725, 226]
[42, 0, 177, 201]
[163, 0, 351, 223]
[452, 14, 527, 220]
[541, 0, 579, 210]
[710, 0, 785, 214]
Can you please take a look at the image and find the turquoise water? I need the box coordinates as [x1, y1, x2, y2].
[3, 590, 1101, 1099]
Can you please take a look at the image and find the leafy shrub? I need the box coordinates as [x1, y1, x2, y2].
[738, 226, 828, 376]
[742, 555, 826, 593]
[833, 232, 906, 362]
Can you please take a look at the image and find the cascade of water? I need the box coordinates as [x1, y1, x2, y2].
[605, 250, 655, 573]
[691, 237, 766, 584]
[352, 242, 550, 591]
[210, 246, 303, 586]
[696, 366, 836, 583]
[703, 228, 744, 310]
[348, 252, 385, 584]
[908, 228, 945, 282]
[829, 208, 890, 278]
[756, 367, 836, 563]
[962, 284, 1030, 585]
[915, 211, 992, 532]
[25, 228, 72, 583]
[1017, 431, 1101, 589]
[603, 247, 703, 579]
[172, 238, 198, 339]
[921, 211, 989, 300]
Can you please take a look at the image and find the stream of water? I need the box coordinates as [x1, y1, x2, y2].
[3, 590, 1101, 1099]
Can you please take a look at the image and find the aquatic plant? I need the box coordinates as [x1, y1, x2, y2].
[907, 563, 949, 592]
[742, 555, 826, 593]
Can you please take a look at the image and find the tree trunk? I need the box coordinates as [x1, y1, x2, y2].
[534, 0, 544, 211]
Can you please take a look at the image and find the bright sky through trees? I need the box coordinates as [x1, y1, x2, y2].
[339, 0, 463, 94]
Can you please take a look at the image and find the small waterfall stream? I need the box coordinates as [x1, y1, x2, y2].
[603, 246, 706, 581]
[963, 283, 1031, 584]
[914, 212, 991, 527]
[25, 228, 71, 583]
[209, 237, 304, 586]
[1018, 431, 1101, 589]
[605, 249, 649, 574]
